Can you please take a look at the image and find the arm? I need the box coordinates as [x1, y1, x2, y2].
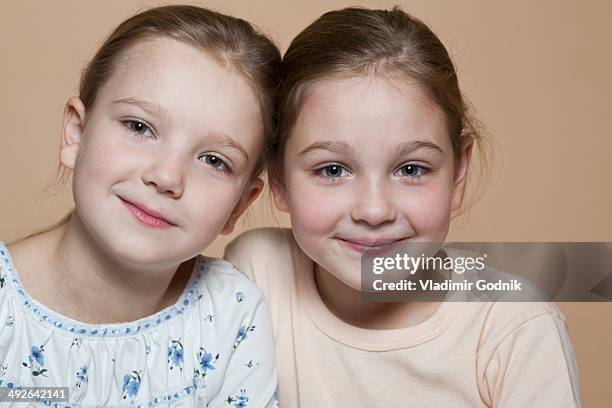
[207, 288, 278, 408]
[479, 311, 582, 407]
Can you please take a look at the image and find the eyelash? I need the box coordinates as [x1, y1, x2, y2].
[122, 119, 232, 175]
[199, 153, 232, 174]
[313, 163, 430, 181]
[122, 119, 156, 139]
[393, 163, 430, 179]
[314, 163, 352, 181]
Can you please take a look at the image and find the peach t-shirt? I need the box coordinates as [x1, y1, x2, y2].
[225, 228, 582, 407]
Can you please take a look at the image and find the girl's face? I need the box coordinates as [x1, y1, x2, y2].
[274, 75, 471, 289]
[60, 37, 263, 267]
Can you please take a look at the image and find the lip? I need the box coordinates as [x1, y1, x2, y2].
[336, 237, 409, 255]
[118, 196, 176, 228]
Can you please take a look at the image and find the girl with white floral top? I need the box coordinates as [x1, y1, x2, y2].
[1, 5, 280, 407]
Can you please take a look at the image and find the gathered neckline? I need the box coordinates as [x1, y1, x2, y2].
[0, 241, 205, 338]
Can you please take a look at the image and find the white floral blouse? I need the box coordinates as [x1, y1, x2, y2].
[0, 242, 278, 407]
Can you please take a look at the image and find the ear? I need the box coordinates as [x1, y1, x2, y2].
[221, 177, 264, 235]
[269, 176, 289, 213]
[60, 97, 86, 170]
[451, 143, 473, 211]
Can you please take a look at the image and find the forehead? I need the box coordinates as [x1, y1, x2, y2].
[92, 37, 263, 148]
[290, 74, 451, 153]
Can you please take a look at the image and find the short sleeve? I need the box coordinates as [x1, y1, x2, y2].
[224, 228, 293, 298]
[224, 232, 257, 280]
[479, 311, 582, 407]
[205, 273, 278, 407]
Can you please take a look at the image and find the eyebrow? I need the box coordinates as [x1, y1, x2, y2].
[113, 97, 170, 121]
[393, 140, 445, 157]
[298, 141, 355, 157]
[203, 132, 250, 162]
[114, 97, 249, 162]
[298, 139, 444, 158]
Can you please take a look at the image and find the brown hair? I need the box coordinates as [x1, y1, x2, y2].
[80, 4, 281, 177]
[271, 6, 489, 208]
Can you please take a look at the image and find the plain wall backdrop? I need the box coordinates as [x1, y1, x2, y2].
[1, 0, 610, 406]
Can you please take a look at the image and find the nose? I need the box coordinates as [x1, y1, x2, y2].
[141, 153, 185, 198]
[350, 179, 397, 225]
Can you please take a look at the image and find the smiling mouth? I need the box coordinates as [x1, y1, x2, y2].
[336, 237, 409, 255]
[118, 197, 176, 228]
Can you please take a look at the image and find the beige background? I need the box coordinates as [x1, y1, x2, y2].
[1, 0, 610, 405]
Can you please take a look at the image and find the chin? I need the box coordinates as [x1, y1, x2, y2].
[336, 273, 363, 291]
[323, 262, 363, 291]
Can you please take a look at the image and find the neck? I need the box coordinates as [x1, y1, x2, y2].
[314, 264, 441, 330]
[22, 213, 192, 324]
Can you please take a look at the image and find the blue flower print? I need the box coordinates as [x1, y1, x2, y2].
[193, 347, 219, 385]
[168, 339, 184, 371]
[75, 366, 88, 387]
[5, 315, 14, 327]
[226, 389, 249, 407]
[0, 364, 7, 386]
[198, 348, 219, 374]
[235, 292, 245, 302]
[122, 371, 142, 400]
[0, 272, 6, 289]
[31, 347, 44, 366]
[234, 325, 256, 349]
[22, 345, 48, 377]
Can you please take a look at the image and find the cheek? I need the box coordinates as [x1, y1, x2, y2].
[403, 183, 453, 238]
[183, 177, 245, 230]
[74, 130, 134, 187]
[190, 191, 235, 227]
[285, 177, 344, 237]
[76, 155, 120, 190]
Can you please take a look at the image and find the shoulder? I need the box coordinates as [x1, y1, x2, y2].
[223, 229, 305, 317]
[225, 228, 294, 258]
[194, 259, 277, 407]
[191, 256, 273, 347]
[474, 301, 571, 368]
[479, 301, 567, 344]
[3, 230, 62, 297]
[198, 256, 267, 305]
[224, 228, 297, 280]
[475, 302, 581, 406]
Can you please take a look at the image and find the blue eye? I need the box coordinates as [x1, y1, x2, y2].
[318, 164, 351, 179]
[199, 154, 230, 173]
[123, 119, 155, 138]
[395, 163, 428, 178]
